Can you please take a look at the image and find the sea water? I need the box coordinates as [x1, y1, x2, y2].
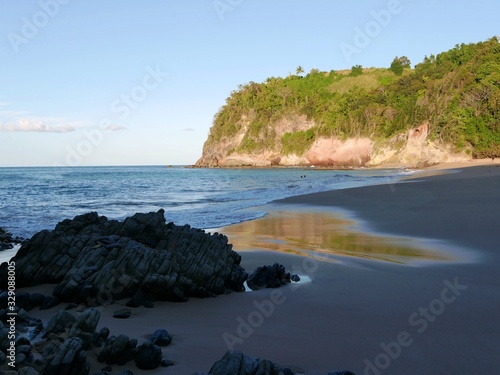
[0, 165, 412, 239]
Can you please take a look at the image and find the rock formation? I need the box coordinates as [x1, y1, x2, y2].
[194, 350, 357, 375]
[246, 263, 297, 291]
[366, 121, 469, 167]
[0, 305, 174, 373]
[97, 334, 137, 366]
[43, 337, 90, 375]
[0, 307, 98, 374]
[0, 211, 355, 374]
[197, 350, 295, 375]
[0, 227, 24, 251]
[195, 115, 469, 168]
[0, 210, 247, 305]
[149, 328, 172, 346]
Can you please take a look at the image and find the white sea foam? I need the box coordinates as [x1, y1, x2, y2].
[0, 244, 20, 264]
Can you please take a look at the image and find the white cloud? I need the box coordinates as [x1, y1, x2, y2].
[0, 112, 125, 134]
[183, 127, 196, 132]
[0, 118, 76, 133]
[0, 102, 10, 107]
[103, 124, 127, 132]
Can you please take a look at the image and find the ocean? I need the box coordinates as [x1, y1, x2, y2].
[0, 166, 413, 239]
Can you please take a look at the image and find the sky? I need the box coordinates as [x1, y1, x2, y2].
[0, 0, 498, 167]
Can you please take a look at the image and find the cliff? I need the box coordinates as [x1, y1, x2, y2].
[196, 37, 500, 168]
[196, 116, 469, 168]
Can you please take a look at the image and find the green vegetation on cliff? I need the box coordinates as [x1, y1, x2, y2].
[207, 37, 500, 158]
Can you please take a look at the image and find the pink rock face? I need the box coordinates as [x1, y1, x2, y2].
[304, 137, 373, 167]
[195, 113, 468, 168]
[409, 121, 430, 140]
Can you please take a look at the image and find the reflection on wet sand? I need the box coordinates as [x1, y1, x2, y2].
[220, 209, 457, 265]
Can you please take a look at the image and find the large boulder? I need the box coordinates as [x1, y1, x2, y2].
[207, 350, 294, 375]
[0, 210, 247, 305]
[97, 334, 137, 366]
[199, 351, 356, 375]
[44, 310, 76, 337]
[68, 307, 101, 348]
[42, 337, 90, 375]
[246, 263, 291, 291]
[149, 328, 172, 346]
[134, 341, 162, 370]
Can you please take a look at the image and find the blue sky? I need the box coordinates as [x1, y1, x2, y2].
[0, 0, 498, 166]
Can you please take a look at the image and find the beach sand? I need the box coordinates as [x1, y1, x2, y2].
[18, 162, 500, 374]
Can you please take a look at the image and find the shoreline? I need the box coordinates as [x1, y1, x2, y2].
[191, 157, 500, 170]
[275, 162, 500, 253]
[218, 203, 479, 267]
[6, 161, 500, 374]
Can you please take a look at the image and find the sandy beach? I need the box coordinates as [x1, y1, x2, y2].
[16, 161, 500, 374]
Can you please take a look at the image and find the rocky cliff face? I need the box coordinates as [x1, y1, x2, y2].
[368, 121, 470, 167]
[196, 116, 470, 168]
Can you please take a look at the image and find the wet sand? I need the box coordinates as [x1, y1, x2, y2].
[19, 162, 500, 374]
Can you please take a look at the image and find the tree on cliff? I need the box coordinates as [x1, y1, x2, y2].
[389, 56, 411, 75]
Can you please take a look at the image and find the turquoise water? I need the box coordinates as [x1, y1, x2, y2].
[0, 166, 411, 238]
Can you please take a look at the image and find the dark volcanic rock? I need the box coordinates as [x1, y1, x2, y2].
[113, 309, 131, 319]
[19, 308, 102, 374]
[39, 295, 60, 310]
[44, 310, 76, 337]
[16, 337, 31, 346]
[0, 291, 7, 309]
[43, 337, 90, 375]
[0, 227, 25, 251]
[149, 328, 172, 346]
[207, 350, 294, 375]
[97, 334, 136, 365]
[69, 307, 101, 335]
[0, 243, 12, 251]
[15, 291, 31, 309]
[134, 341, 162, 370]
[1, 210, 247, 305]
[246, 263, 291, 291]
[98, 327, 110, 341]
[25, 292, 46, 311]
[20, 366, 40, 375]
[68, 307, 101, 349]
